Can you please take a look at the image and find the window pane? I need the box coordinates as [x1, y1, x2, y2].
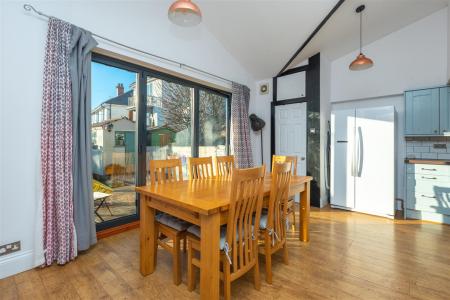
[146, 77, 193, 182]
[199, 90, 228, 157]
[91, 61, 138, 224]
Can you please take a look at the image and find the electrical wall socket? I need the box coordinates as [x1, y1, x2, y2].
[0, 241, 21, 256]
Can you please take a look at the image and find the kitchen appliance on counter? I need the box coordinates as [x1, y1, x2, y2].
[331, 106, 395, 218]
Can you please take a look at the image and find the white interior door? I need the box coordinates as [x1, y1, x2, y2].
[331, 109, 356, 209]
[275, 103, 307, 176]
[354, 106, 395, 217]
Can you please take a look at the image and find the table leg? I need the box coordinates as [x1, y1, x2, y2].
[140, 195, 156, 275]
[200, 212, 220, 300]
[299, 181, 310, 242]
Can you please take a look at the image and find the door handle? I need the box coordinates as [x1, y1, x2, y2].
[357, 127, 363, 177]
[421, 176, 437, 180]
[421, 195, 437, 199]
[421, 168, 437, 171]
[300, 157, 306, 161]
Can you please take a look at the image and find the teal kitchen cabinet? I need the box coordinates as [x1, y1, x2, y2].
[439, 87, 450, 135]
[405, 88, 440, 135]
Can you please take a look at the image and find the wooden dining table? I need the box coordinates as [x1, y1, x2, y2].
[136, 174, 312, 300]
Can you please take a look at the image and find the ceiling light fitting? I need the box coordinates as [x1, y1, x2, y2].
[349, 5, 374, 71]
[168, 0, 202, 27]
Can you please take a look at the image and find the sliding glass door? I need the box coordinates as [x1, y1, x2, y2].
[91, 61, 140, 229]
[145, 76, 193, 181]
[91, 53, 231, 231]
[199, 90, 229, 157]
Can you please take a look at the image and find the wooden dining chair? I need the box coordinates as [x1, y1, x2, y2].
[272, 155, 298, 228]
[258, 162, 292, 284]
[215, 155, 235, 178]
[187, 157, 213, 179]
[149, 159, 190, 285]
[186, 166, 266, 300]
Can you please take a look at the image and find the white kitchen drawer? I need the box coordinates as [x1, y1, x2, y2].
[406, 193, 450, 215]
[407, 173, 450, 188]
[406, 163, 450, 176]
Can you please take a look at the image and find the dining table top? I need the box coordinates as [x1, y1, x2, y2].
[135, 175, 312, 215]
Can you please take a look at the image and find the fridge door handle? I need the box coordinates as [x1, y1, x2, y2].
[350, 137, 356, 177]
[357, 126, 364, 177]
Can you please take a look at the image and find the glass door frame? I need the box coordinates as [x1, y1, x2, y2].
[92, 53, 231, 231]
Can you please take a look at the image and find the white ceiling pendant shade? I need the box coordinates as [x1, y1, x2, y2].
[168, 0, 202, 27]
[349, 5, 374, 71]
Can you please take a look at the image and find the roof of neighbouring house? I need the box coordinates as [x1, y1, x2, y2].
[92, 116, 135, 128]
[102, 90, 133, 106]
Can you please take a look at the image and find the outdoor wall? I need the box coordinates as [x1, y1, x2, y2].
[0, 0, 253, 279]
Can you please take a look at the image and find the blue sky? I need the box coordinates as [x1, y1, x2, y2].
[91, 62, 136, 108]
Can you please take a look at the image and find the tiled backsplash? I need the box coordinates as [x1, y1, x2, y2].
[405, 137, 450, 159]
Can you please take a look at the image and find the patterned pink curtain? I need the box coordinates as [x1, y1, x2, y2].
[231, 83, 254, 168]
[41, 18, 75, 265]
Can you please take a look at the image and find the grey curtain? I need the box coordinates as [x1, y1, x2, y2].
[231, 82, 254, 168]
[70, 26, 98, 251]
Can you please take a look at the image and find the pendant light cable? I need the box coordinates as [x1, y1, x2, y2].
[359, 10, 363, 54]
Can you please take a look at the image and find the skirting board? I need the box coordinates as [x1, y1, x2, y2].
[0, 250, 36, 279]
[331, 205, 394, 219]
[406, 209, 450, 225]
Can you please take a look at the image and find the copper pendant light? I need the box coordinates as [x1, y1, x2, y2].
[349, 5, 374, 71]
[168, 0, 202, 27]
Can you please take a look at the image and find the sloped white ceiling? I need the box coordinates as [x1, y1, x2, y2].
[288, 0, 449, 69]
[196, 0, 447, 79]
[199, 0, 339, 80]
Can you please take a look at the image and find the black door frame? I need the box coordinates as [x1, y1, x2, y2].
[271, 53, 321, 207]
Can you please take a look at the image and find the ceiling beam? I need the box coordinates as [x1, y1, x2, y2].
[277, 0, 346, 76]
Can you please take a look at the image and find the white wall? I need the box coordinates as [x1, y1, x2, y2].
[250, 80, 272, 168]
[0, 0, 253, 279]
[330, 8, 448, 103]
[322, 8, 449, 208]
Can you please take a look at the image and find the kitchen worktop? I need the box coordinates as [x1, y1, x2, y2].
[404, 158, 450, 165]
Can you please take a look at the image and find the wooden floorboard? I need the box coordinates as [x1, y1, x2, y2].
[1, 207, 450, 299]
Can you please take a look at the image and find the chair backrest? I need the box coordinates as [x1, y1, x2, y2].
[267, 162, 292, 247]
[272, 155, 298, 176]
[215, 155, 235, 178]
[226, 166, 266, 274]
[187, 157, 213, 180]
[149, 159, 184, 185]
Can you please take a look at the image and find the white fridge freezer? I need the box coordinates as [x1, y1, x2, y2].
[330, 106, 395, 218]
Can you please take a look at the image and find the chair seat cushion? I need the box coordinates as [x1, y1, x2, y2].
[156, 213, 190, 231]
[187, 225, 232, 250]
[251, 208, 268, 230]
[259, 211, 268, 230]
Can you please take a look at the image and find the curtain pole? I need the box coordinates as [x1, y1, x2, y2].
[23, 4, 234, 85]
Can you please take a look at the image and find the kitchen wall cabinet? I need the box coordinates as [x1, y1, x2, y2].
[439, 87, 450, 135]
[405, 88, 440, 135]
